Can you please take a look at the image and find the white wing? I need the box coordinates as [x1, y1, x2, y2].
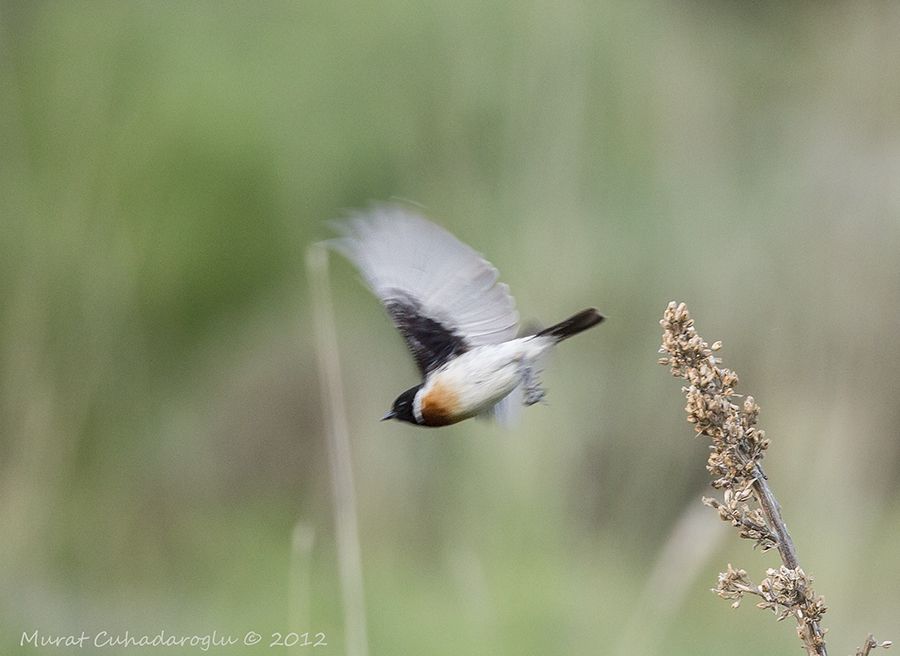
[329, 204, 519, 376]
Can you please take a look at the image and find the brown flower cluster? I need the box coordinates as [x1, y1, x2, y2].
[659, 301, 829, 655]
[659, 301, 890, 656]
[715, 564, 830, 648]
[717, 564, 823, 621]
[702, 488, 776, 552]
[659, 302, 769, 491]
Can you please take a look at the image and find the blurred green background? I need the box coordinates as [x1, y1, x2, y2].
[2, 1, 899, 654]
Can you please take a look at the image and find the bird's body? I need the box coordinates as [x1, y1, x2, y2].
[329, 204, 603, 427]
[416, 336, 553, 425]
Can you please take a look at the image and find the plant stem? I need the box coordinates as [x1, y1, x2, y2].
[307, 244, 370, 656]
[752, 463, 827, 656]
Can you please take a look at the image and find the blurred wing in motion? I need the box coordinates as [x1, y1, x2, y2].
[329, 204, 519, 376]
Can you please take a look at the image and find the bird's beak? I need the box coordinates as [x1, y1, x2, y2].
[381, 410, 396, 421]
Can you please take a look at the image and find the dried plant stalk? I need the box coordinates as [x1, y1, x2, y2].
[659, 302, 890, 656]
[856, 636, 894, 656]
[307, 244, 369, 656]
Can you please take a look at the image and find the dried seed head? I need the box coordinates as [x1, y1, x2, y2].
[659, 302, 842, 656]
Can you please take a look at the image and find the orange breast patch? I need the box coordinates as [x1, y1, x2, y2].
[420, 381, 462, 427]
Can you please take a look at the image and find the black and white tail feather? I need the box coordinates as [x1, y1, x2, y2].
[480, 309, 603, 424]
[536, 308, 604, 342]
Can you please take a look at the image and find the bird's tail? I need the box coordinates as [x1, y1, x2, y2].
[535, 308, 604, 343]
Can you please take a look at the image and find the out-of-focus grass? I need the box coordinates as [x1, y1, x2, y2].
[2, 1, 899, 654]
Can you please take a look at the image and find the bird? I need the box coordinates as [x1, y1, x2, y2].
[328, 204, 604, 427]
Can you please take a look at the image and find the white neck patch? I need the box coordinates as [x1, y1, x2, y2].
[413, 388, 425, 424]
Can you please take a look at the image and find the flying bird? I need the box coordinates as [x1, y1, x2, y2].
[329, 205, 604, 427]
